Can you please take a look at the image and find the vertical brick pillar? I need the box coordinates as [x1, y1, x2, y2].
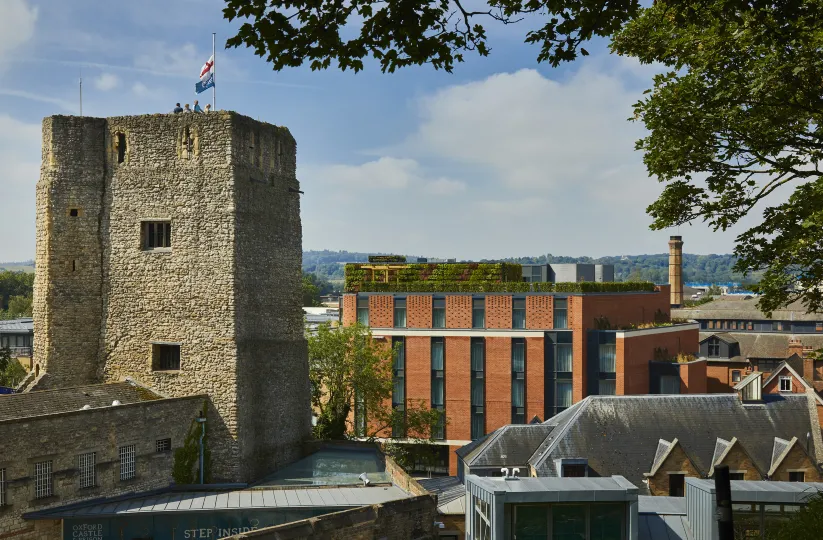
[446, 296, 472, 328]
[342, 294, 357, 326]
[526, 295, 553, 329]
[526, 337, 545, 422]
[369, 295, 394, 328]
[485, 337, 512, 432]
[445, 336, 471, 441]
[407, 295, 433, 328]
[486, 295, 512, 329]
[570, 296, 586, 403]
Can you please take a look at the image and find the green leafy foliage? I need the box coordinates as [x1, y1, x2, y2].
[766, 492, 823, 539]
[0, 347, 27, 388]
[344, 262, 522, 292]
[611, 0, 823, 315]
[0, 271, 34, 318]
[302, 273, 321, 306]
[172, 402, 212, 484]
[222, 0, 641, 73]
[350, 278, 656, 293]
[308, 322, 445, 441]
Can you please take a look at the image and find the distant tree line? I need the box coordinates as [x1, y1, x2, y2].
[0, 271, 33, 319]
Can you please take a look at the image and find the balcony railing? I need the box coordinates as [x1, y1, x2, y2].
[7, 346, 32, 357]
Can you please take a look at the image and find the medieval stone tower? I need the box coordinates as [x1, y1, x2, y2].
[33, 112, 311, 482]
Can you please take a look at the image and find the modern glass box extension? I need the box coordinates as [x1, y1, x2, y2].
[465, 474, 639, 540]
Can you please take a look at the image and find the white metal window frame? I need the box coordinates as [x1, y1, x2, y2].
[779, 376, 793, 392]
[35, 460, 53, 499]
[0, 468, 5, 506]
[78, 452, 96, 489]
[119, 444, 136, 480]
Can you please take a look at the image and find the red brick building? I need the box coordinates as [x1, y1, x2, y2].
[342, 268, 701, 473]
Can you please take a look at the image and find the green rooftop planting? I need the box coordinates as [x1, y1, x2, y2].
[344, 263, 656, 293]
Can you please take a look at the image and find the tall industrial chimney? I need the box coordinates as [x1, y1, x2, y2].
[669, 235, 684, 307]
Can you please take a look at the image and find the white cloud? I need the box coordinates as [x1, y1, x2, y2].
[424, 178, 467, 195]
[0, 0, 37, 68]
[132, 82, 150, 96]
[94, 73, 120, 91]
[0, 115, 40, 261]
[0, 88, 75, 112]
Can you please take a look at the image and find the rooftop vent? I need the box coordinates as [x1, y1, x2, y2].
[112, 400, 122, 406]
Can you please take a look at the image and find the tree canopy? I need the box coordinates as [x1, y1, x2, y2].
[223, 0, 641, 72]
[611, 0, 823, 314]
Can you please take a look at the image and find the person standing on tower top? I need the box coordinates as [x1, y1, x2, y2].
[194, 100, 203, 113]
[173, 103, 183, 113]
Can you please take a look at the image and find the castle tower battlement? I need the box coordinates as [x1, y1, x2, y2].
[34, 112, 310, 482]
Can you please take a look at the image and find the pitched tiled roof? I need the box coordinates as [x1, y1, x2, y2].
[463, 424, 555, 468]
[0, 381, 163, 421]
[0, 318, 33, 334]
[700, 332, 823, 360]
[674, 297, 822, 321]
[520, 394, 818, 493]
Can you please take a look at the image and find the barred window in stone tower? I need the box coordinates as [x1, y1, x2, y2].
[142, 221, 171, 250]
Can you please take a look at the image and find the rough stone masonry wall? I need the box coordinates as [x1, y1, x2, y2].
[34, 116, 107, 387]
[231, 113, 310, 482]
[0, 396, 205, 540]
[231, 495, 438, 540]
[35, 113, 310, 483]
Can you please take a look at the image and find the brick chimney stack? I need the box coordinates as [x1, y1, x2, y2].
[669, 236, 684, 307]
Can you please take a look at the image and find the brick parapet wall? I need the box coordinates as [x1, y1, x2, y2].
[680, 360, 707, 394]
[368, 296, 393, 328]
[445, 337, 471, 441]
[526, 296, 553, 329]
[342, 295, 357, 326]
[486, 296, 512, 329]
[406, 296, 432, 329]
[617, 326, 700, 396]
[383, 456, 430, 496]
[446, 296, 472, 329]
[485, 337, 512, 433]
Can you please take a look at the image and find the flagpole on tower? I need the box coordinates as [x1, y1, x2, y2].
[212, 32, 216, 110]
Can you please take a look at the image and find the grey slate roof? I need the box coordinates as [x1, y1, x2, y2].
[673, 297, 822, 321]
[463, 424, 555, 468]
[0, 317, 33, 334]
[417, 476, 464, 515]
[710, 333, 738, 344]
[26, 485, 411, 519]
[0, 382, 163, 421]
[516, 394, 820, 494]
[700, 331, 823, 360]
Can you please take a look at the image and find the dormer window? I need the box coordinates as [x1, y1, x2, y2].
[708, 337, 720, 357]
[779, 376, 792, 392]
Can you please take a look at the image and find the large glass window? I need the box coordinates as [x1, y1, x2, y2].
[590, 504, 624, 540]
[512, 338, 526, 424]
[392, 337, 406, 437]
[393, 297, 406, 328]
[432, 298, 446, 328]
[471, 338, 485, 439]
[599, 342, 616, 373]
[512, 298, 526, 329]
[354, 389, 366, 437]
[356, 297, 369, 326]
[708, 337, 720, 357]
[514, 505, 548, 539]
[553, 504, 586, 539]
[554, 298, 568, 329]
[556, 381, 573, 409]
[556, 339, 573, 372]
[431, 338, 445, 440]
[598, 380, 616, 396]
[472, 298, 486, 329]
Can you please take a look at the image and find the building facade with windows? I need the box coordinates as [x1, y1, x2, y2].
[342, 265, 700, 474]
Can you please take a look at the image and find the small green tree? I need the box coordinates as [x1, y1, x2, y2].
[0, 347, 26, 388]
[6, 295, 32, 318]
[766, 492, 823, 539]
[302, 273, 321, 307]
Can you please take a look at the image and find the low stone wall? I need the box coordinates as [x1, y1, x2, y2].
[230, 495, 438, 540]
[0, 395, 205, 540]
[383, 456, 429, 497]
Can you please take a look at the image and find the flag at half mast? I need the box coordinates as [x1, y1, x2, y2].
[195, 55, 214, 94]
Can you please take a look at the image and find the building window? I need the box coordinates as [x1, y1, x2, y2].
[393, 298, 406, 328]
[155, 438, 171, 453]
[817, 323, 823, 332]
[556, 336, 573, 372]
[392, 337, 406, 437]
[779, 376, 792, 392]
[142, 221, 171, 250]
[512, 338, 526, 424]
[729, 472, 745, 481]
[669, 474, 685, 497]
[598, 380, 616, 396]
[471, 338, 485, 439]
[432, 298, 445, 328]
[119, 445, 136, 481]
[660, 375, 681, 394]
[431, 337, 445, 440]
[789, 471, 805, 482]
[747, 322, 754, 330]
[356, 297, 369, 326]
[556, 381, 572, 409]
[707, 337, 720, 358]
[116, 132, 127, 163]
[512, 298, 526, 329]
[78, 452, 96, 489]
[562, 464, 587, 477]
[0, 468, 6, 506]
[69, 208, 79, 217]
[152, 343, 181, 371]
[732, 370, 741, 383]
[599, 342, 616, 373]
[34, 460, 53, 499]
[472, 298, 485, 329]
[554, 298, 568, 329]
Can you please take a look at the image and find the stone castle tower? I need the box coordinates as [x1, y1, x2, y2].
[33, 112, 311, 482]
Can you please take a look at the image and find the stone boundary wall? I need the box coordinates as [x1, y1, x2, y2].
[383, 456, 429, 497]
[0, 395, 205, 540]
[230, 495, 438, 540]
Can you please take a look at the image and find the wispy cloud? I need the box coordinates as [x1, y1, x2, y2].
[0, 88, 75, 112]
[94, 73, 120, 91]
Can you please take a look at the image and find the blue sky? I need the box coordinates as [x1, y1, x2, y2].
[0, 0, 761, 262]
